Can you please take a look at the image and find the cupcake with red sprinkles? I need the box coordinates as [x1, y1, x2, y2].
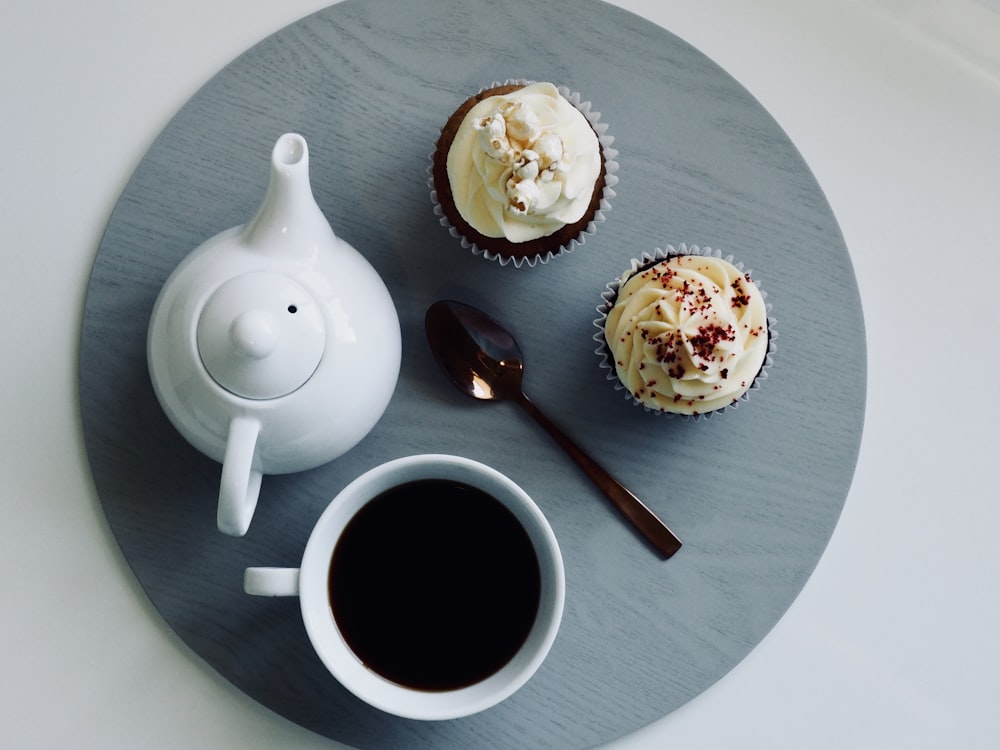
[594, 244, 774, 417]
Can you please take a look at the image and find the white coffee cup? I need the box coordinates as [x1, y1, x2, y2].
[244, 454, 565, 720]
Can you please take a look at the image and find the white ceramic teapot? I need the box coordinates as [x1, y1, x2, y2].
[147, 133, 401, 537]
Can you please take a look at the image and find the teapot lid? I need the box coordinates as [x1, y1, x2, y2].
[196, 271, 325, 400]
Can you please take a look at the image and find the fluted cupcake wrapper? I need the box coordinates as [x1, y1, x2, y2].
[593, 243, 777, 420]
[428, 79, 619, 268]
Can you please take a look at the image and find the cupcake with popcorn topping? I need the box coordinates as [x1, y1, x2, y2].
[430, 81, 617, 267]
[595, 244, 774, 417]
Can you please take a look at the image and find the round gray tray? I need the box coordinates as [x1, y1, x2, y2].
[79, 0, 866, 747]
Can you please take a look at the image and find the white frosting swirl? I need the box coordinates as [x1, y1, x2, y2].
[446, 82, 602, 242]
[604, 255, 768, 414]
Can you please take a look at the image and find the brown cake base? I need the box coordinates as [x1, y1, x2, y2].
[431, 83, 608, 265]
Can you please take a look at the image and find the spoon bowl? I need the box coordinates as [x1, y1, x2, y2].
[425, 299, 526, 401]
[425, 300, 681, 559]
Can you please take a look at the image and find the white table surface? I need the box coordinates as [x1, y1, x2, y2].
[3, 0, 998, 747]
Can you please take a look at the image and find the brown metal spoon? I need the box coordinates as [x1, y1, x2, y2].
[424, 300, 681, 559]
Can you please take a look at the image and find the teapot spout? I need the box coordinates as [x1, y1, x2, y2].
[241, 133, 335, 257]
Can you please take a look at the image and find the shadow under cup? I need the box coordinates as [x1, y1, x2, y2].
[245, 454, 566, 721]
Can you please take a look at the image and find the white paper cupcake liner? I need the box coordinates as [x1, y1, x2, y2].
[593, 243, 777, 419]
[428, 79, 619, 268]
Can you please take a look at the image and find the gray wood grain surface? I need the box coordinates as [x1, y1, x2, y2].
[79, 0, 866, 747]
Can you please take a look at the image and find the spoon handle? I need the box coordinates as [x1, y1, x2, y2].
[515, 392, 682, 559]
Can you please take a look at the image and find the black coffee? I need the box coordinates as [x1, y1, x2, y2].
[328, 478, 541, 692]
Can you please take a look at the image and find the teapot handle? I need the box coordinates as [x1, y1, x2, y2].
[217, 416, 263, 536]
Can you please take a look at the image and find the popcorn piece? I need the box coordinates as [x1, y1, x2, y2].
[474, 113, 512, 161]
[533, 133, 563, 170]
[506, 176, 541, 215]
[514, 153, 540, 182]
[501, 101, 540, 142]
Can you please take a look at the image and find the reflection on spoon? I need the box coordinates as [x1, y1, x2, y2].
[424, 300, 682, 559]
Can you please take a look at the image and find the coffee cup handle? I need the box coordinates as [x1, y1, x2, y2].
[244, 567, 301, 596]
[217, 416, 263, 537]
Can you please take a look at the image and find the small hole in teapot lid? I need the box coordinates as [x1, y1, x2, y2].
[288, 305, 298, 314]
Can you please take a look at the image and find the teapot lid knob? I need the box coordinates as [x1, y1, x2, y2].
[197, 271, 325, 400]
[229, 309, 280, 360]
